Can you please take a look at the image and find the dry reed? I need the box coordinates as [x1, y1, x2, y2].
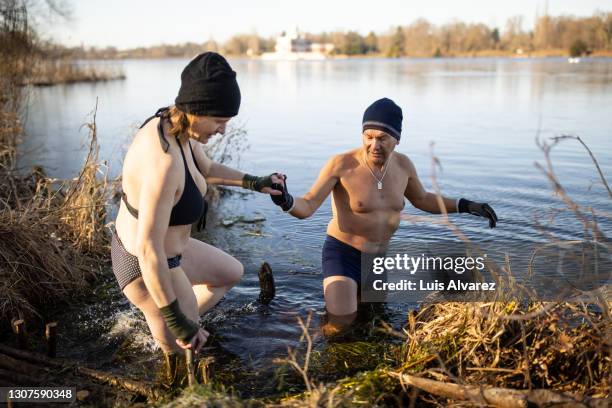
[0, 104, 111, 322]
[1, 2, 111, 322]
[388, 301, 610, 406]
[27, 58, 126, 86]
[273, 313, 350, 408]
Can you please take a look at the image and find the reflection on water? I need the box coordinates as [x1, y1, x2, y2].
[21, 57, 612, 396]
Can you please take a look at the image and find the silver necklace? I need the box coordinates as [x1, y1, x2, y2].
[363, 151, 392, 190]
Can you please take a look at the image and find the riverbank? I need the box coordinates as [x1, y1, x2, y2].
[26, 58, 126, 86]
[162, 301, 609, 407]
[0, 4, 112, 328]
[45, 51, 612, 61]
[0, 101, 111, 324]
[321, 49, 612, 59]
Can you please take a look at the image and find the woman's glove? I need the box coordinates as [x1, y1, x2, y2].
[242, 174, 276, 192]
[159, 299, 200, 343]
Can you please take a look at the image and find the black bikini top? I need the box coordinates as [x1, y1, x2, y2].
[121, 107, 208, 231]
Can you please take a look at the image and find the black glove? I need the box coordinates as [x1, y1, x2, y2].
[270, 175, 295, 212]
[242, 173, 275, 192]
[159, 299, 199, 343]
[458, 198, 498, 228]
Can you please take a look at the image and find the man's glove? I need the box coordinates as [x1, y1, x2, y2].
[458, 198, 498, 228]
[242, 174, 276, 192]
[270, 175, 295, 212]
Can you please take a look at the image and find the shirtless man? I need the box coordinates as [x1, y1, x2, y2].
[271, 98, 497, 327]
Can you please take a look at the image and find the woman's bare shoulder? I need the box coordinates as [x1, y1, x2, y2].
[124, 118, 178, 180]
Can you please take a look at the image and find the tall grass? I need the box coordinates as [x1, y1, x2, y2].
[1, 1, 111, 324]
[0, 105, 111, 322]
[27, 58, 126, 86]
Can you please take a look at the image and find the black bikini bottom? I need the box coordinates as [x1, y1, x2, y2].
[111, 229, 181, 291]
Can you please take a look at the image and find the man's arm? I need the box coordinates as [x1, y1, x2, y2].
[403, 156, 498, 228]
[403, 157, 457, 214]
[276, 156, 340, 219]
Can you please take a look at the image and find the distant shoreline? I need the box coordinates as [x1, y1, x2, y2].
[71, 51, 612, 61]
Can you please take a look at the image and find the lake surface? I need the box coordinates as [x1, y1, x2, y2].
[19, 57, 612, 395]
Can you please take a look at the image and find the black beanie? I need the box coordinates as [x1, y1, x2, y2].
[175, 52, 241, 117]
[362, 98, 403, 140]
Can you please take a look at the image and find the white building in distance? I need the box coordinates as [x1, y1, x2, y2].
[261, 28, 334, 60]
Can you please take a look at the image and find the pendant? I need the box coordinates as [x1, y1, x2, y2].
[377, 181, 383, 190]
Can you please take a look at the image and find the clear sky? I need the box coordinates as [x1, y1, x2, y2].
[45, 0, 610, 49]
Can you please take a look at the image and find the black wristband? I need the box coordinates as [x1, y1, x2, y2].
[457, 198, 471, 213]
[159, 299, 199, 342]
[242, 173, 275, 192]
[242, 174, 257, 190]
[281, 194, 295, 212]
[270, 178, 295, 212]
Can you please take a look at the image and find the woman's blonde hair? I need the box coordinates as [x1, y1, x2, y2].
[166, 105, 199, 143]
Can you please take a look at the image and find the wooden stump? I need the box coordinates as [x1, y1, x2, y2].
[197, 357, 215, 385]
[45, 322, 58, 358]
[185, 349, 196, 387]
[10, 319, 26, 350]
[163, 352, 179, 388]
[258, 262, 275, 304]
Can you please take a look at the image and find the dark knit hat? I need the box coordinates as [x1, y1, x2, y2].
[175, 52, 241, 117]
[362, 98, 403, 140]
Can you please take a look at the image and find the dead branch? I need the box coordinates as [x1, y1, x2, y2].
[0, 351, 49, 377]
[0, 368, 41, 385]
[392, 373, 607, 408]
[0, 343, 161, 400]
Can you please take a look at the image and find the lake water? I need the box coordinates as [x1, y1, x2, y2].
[19, 57, 612, 395]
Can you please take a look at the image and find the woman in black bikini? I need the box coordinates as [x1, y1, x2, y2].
[111, 53, 283, 357]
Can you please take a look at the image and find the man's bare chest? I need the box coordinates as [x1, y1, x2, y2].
[336, 168, 409, 213]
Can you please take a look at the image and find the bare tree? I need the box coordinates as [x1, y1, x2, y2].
[404, 19, 435, 56]
[503, 15, 531, 52]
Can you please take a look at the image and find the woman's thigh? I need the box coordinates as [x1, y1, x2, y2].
[180, 238, 243, 287]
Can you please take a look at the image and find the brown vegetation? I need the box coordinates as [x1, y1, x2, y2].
[27, 58, 125, 86]
[48, 11, 612, 59]
[268, 300, 609, 407]
[391, 301, 609, 406]
[0, 342, 162, 401]
[0, 1, 111, 324]
[0, 105, 111, 322]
